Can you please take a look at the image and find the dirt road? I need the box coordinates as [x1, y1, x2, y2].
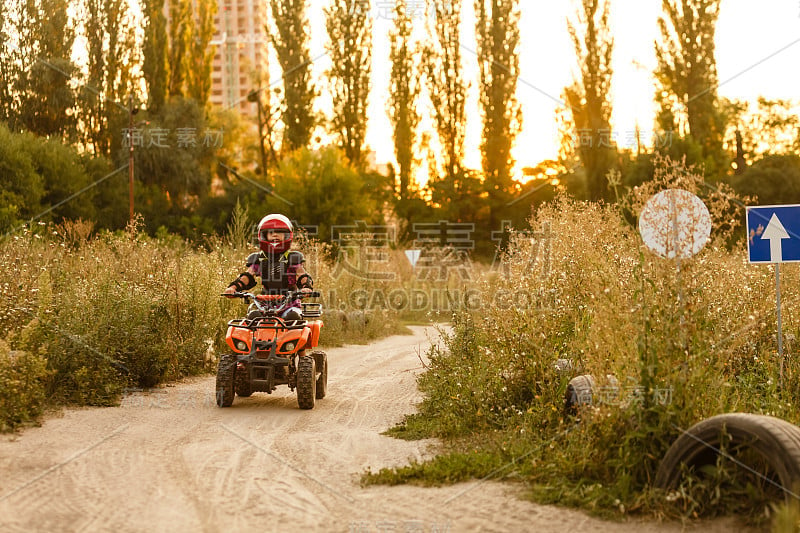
[0, 326, 753, 532]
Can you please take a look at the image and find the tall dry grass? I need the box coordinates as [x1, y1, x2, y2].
[369, 159, 800, 525]
[0, 210, 436, 429]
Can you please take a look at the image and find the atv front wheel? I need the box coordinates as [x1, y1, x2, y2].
[296, 356, 316, 409]
[312, 351, 327, 400]
[216, 354, 236, 407]
[235, 364, 253, 397]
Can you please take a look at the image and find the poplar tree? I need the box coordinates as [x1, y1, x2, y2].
[80, 0, 137, 156]
[564, 0, 616, 201]
[655, 0, 725, 172]
[186, 0, 218, 105]
[143, 0, 168, 112]
[325, 0, 372, 168]
[475, 0, 522, 227]
[167, 0, 192, 97]
[388, 0, 420, 200]
[268, 0, 316, 152]
[0, 0, 77, 138]
[423, 0, 466, 181]
[0, 1, 11, 121]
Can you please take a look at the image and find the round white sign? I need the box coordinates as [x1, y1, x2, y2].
[638, 189, 712, 259]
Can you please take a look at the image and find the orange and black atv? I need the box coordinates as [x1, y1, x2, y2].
[216, 291, 327, 409]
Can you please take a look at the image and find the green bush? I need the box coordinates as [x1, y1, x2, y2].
[0, 342, 48, 432]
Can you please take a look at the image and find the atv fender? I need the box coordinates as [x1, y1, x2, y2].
[226, 325, 251, 353]
[276, 328, 304, 354]
[308, 321, 322, 348]
[298, 327, 311, 350]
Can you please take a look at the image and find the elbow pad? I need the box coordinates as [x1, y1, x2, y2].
[228, 272, 257, 291]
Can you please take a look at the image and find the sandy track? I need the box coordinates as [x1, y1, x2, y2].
[0, 326, 754, 532]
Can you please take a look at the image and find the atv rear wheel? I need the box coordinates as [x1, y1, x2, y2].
[216, 354, 236, 407]
[235, 364, 253, 397]
[312, 351, 327, 400]
[296, 356, 316, 409]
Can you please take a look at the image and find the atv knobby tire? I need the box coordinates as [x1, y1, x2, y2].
[296, 356, 316, 409]
[235, 364, 253, 397]
[655, 413, 800, 500]
[216, 354, 237, 407]
[312, 350, 327, 399]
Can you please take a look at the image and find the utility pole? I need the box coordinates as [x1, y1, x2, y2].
[128, 94, 135, 222]
[128, 95, 141, 222]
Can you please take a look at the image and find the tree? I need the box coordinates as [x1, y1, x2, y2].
[475, 0, 523, 227]
[325, 0, 372, 169]
[87, 154, 130, 231]
[116, 97, 216, 233]
[728, 155, 800, 206]
[0, 124, 101, 231]
[246, 147, 383, 241]
[186, 0, 217, 105]
[0, 0, 78, 139]
[732, 97, 800, 161]
[388, 0, 421, 201]
[0, 125, 44, 231]
[428, 169, 484, 223]
[143, 0, 168, 113]
[564, 0, 616, 201]
[167, 0, 192, 97]
[29, 134, 98, 223]
[0, 1, 12, 122]
[654, 0, 725, 176]
[268, 0, 316, 152]
[423, 0, 467, 182]
[79, 0, 137, 157]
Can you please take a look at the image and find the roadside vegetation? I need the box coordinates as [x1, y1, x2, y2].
[0, 207, 418, 432]
[364, 161, 800, 528]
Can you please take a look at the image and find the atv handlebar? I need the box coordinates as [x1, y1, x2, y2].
[221, 290, 321, 301]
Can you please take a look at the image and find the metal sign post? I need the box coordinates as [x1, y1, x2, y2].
[776, 263, 783, 386]
[639, 189, 712, 369]
[746, 205, 800, 389]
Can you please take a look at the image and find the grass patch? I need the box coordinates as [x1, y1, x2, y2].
[383, 413, 442, 441]
[362, 450, 506, 487]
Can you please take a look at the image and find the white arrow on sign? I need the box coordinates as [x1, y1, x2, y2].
[762, 213, 790, 262]
[405, 249, 422, 268]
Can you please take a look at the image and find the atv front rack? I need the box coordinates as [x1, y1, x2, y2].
[227, 316, 308, 330]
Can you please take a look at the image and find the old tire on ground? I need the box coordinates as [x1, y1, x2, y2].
[564, 374, 595, 412]
[216, 354, 236, 407]
[312, 350, 327, 399]
[655, 413, 800, 500]
[235, 364, 253, 397]
[296, 356, 316, 410]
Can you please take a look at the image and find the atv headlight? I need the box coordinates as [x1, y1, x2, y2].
[235, 340, 248, 351]
[281, 341, 296, 353]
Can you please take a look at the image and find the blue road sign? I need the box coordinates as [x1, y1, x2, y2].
[747, 205, 800, 263]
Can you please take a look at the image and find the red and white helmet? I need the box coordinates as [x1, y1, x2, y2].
[257, 214, 293, 254]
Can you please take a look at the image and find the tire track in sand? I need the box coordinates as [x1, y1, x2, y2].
[0, 326, 758, 532]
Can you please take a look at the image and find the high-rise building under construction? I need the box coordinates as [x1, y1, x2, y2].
[209, 0, 268, 118]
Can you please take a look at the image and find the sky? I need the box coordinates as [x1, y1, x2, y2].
[304, 0, 800, 182]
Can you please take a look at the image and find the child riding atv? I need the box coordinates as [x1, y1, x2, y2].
[222, 213, 314, 323]
[218, 213, 326, 409]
